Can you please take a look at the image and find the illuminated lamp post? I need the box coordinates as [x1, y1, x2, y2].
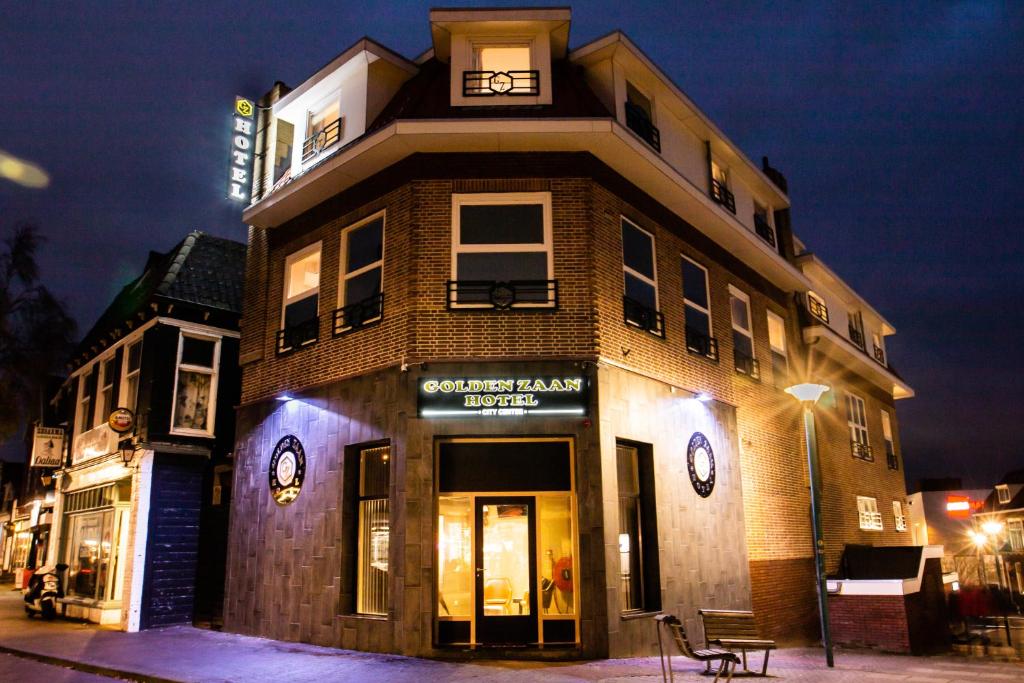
[968, 529, 988, 585]
[982, 521, 1006, 589]
[785, 382, 834, 668]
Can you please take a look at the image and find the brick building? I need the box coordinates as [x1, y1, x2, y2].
[226, 7, 915, 658]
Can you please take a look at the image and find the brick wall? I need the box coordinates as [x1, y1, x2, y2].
[828, 593, 910, 652]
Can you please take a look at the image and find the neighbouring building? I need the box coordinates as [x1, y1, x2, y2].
[974, 471, 1024, 596]
[47, 232, 244, 629]
[226, 7, 915, 658]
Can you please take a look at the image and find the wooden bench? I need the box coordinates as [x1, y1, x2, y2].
[698, 609, 776, 676]
[654, 614, 739, 683]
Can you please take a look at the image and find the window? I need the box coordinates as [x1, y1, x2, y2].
[96, 356, 116, 427]
[997, 485, 1011, 505]
[171, 333, 219, 435]
[806, 291, 829, 324]
[462, 42, 539, 97]
[849, 311, 865, 349]
[302, 96, 341, 163]
[337, 213, 384, 333]
[273, 120, 294, 184]
[120, 340, 142, 414]
[872, 331, 885, 364]
[710, 159, 735, 212]
[450, 193, 554, 308]
[766, 311, 788, 386]
[616, 442, 660, 612]
[893, 501, 907, 532]
[625, 82, 660, 151]
[474, 44, 531, 73]
[356, 444, 390, 616]
[1008, 519, 1023, 551]
[881, 411, 898, 470]
[753, 202, 776, 247]
[847, 393, 871, 460]
[279, 242, 321, 352]
[62, 481, 131, 604]
[729, 287, 758, 379]
[681, 257, 716, 360]
[76, 368, 95, 437]
[622, 218, 662, 335]
[858, 496, 883, 531]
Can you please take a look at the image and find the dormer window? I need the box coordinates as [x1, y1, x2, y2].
[625, 83, 660, 152]
[753, 202, 776, 248]
[464, 42, 539, 96]
[302, 96, 342, 163]
[997, 484, 1011, 504]
[710, 159, 736, 213]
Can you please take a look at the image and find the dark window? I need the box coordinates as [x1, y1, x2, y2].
[180, 337, 215, 368]
[284, 294, 318, 328]
[622, 219, 661, 333]
[456, 252, 548, 282]
[616, 441, 660, 613]
[460, 204, 544, 244]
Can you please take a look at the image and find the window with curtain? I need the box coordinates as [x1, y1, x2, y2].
[356, 444, 390, 616]
[172, 333, 219, 434]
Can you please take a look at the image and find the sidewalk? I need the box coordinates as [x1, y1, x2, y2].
[1, 588, 1022, 682]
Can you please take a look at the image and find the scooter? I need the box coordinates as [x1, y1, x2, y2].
[23, 563, 68, 620]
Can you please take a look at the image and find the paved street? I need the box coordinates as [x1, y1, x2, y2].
[0, 586, 1021, 682]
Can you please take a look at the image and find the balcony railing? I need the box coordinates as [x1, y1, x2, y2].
[625, 101, 661, 152]
[462, 70, 540, 97]
[734, 351, 760, 380]
[851, 440, 874, 461]
[848, 326, 865, 349]
[447, 280, 557, 309]
[710, 178, 736, 213]
[685, 327, 719, 362]
[301, 118, 342, 163]
[873, 344, 886, 365]
[753, 214, 776, 247]
[333, 293, 384, 335]
[885, 443, 899, 471]
[859, 511, 883, 531]
[276, 317, 319, 356]
[623, 296, 665, 337]
[807, 296, 830, 324]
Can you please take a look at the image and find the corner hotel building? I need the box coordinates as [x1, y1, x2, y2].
[227, 8, 916, 658]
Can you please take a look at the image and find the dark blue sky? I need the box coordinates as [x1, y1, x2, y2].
[2, 1, 1022, 486]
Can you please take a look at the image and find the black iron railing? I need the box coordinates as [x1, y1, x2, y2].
[734, 351, 760, 380]
[754, 214, 776, 247]
[301, 118, 342, 162]
[685, 327, 719, 362]
[462, 70, 540, 97]
[276, 317, 319, 356]
[851, 441, 874, 461]
[873, 344, 886, 365]
[447, 280, 557, 309]
[625, 101, 661, 152]
[807, 296, 830, 324]
[710, 178, 736, 213]
[623, 296, 665, 337]
[849, 326, 865, 349]
[885, 443, 899, 470]
[333, 293, 383, 335]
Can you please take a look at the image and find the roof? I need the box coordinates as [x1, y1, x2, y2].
[72, 232, 246, 367]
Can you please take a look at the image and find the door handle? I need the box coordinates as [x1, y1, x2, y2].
[476, 568, 484, 576]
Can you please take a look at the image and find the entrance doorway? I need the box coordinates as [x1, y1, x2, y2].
[475, 497, 537, 644]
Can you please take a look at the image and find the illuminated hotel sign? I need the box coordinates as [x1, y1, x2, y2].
[418, 377, 588, 417]
[228, 96, 256, 202]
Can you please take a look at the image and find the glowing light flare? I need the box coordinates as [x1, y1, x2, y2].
[0, 149, 49, 188]
[967, 529, 988, 547]
[981, 520, 1004, 536]
[784, 382, 831, 404]
[694, 392, 713, 403]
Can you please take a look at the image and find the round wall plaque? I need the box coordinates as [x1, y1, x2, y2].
[686, 432, 716, 498]
[269, 435, 306, 505]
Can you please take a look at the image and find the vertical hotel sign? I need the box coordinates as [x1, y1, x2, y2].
[228, 96, 256, 202]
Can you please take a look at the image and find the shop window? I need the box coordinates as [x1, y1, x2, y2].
[171, 332, 219, 435]
[766, 310, 788, 386]
[450, 193, 554, 308]
[438, 496, 472, 622]
[336, 213, 384, 333]
[62, 481, 131, 604]
[847, 393, 871, 461]
[539, 495, 575, 619]
[120, 340, 142, 414]
[96, 356, 117, 427]
[681, 256, 716, 360]
[881, 411, 898, 470]
[857, 496, 883, 531]
[729, 286, 758, 380]
[279, 242, 321, 353]
[1008, 520, 1023, 552]
[355, 444, 390, 616]
[616, 441, 660, 613]
[893, 501, 907, 532]
[622, 218, 663, 336]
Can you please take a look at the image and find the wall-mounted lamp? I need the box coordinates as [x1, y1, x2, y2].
[119, 439, 140, 466]
[276, 393, 293, 402]
[694, 392, 713, 403]
[39, 472, 53, 487]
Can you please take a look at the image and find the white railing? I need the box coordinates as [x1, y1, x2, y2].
[859, 511, 883, 531]
[72, 424, 118, 465]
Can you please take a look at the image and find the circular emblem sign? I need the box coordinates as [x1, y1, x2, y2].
[269, 435, 306, 505]
[108, 408, 135, 434]
[686, 432, 716, 498]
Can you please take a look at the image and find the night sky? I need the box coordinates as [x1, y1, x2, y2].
[2, 2, 1022, 487]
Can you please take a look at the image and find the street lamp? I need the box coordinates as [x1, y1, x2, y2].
[785, 382, 834, 668]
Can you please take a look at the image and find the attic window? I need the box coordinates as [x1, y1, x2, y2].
[464, 43, 538, 96]
[997, 484, 1011, 504]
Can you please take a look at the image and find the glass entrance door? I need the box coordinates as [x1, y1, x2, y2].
[475, 497, 537, 644]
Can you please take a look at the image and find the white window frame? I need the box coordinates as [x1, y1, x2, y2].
[338, 211, 386, 327]
[893, 501, 907, 532]
[997, 485, 1011, 505]
[728, 285, 754, 356]
[75, 366, 94, 439]
[881, 410, 896, 460]
[858, 496, 883, 531]
[621, 217, 659, 311]
[847, 393, 870, 457]
[302, 92, 342, 165]
[681, 255, 711, 334]
[450, 192, 553, 309]
[281, 241, 322, 329]
[472, 40, 533, 72]
[95, 354, 117, 427]
[169, 331, 221, 437]
[120, 339, 143, 414]
[1008, 519, 1023, 551]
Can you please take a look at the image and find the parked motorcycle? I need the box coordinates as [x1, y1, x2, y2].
[23, 563, 68, 620]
